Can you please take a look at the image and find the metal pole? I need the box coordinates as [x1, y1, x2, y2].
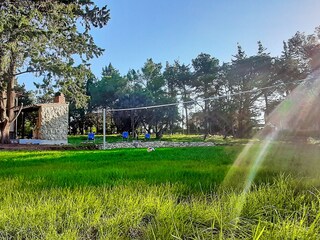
[103, 108, 106, 150]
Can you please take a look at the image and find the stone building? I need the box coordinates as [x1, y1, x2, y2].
[13, 93, 69, 145]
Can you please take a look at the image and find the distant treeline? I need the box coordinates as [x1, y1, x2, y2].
[67, 27, 320, 138]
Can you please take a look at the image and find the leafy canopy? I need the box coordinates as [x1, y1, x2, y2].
[0, 0, 110, 107]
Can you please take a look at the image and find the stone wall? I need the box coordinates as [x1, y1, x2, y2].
[101, 141, 215, 149]
[38, 104, 68, 140]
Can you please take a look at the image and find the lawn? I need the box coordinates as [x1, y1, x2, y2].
[0, 143, 319, 239]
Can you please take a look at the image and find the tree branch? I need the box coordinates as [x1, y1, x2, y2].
[9, 103, 23, 123]
[14, 70, 39, 77]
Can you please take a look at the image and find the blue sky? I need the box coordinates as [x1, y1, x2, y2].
[21, 0, 320, 89]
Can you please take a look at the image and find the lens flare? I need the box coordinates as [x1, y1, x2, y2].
[221, 69, 320, 221]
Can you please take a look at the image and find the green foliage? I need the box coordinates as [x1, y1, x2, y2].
[0, 145, 319, 238]
[0, 1, 110, 106]
[81, 27, 320, 140]
[14, 83, 35, 106]
[90, 63, 127, 109]
[89, 60, 180, 137]
[0, 0, 110, 143]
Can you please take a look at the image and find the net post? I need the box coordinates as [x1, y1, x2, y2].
[103, 108, 106, 150]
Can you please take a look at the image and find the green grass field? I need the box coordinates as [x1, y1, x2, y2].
[0, 143, 319, 239]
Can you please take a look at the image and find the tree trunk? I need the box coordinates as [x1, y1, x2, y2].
[204, 99, 209, 136]
[131, 111, 135, 139]
[0, 92, 11, 144]
[223, 126, 227, 139]
[0, 50, 16, 144]
[0, 121, 10, 144]
[237, 105, 244, 138]
[156, 129, 163, 139]
[184, 105, 189, 135]
[264, 92, 269, 122]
